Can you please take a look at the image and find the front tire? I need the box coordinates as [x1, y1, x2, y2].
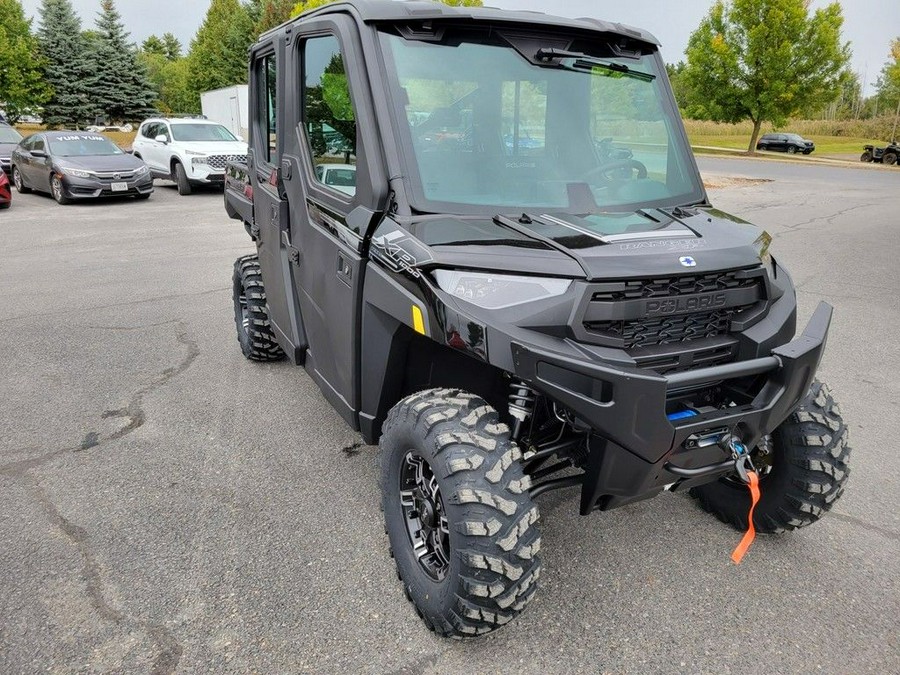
[50, 174, 72, 205]
[860, 151, 873, 163]
[379, 390, 541, 638]
[232, 255, 284, 361]
[12, 166, 31, 194]
[787, 145, 797, 154]
[691, 381, 850, 533]
[883, 151, 898, 166]
[173, 162, 193, 195]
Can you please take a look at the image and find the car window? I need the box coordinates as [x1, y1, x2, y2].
[170, 124, 236, 142]
[32, 137, 45, 152]
[145, 123, 159, 139]
[0, 125, 22, 143]
[48, 135, 123, 156]
[256, 54, 278, 164]
[302, 35, 357, 198]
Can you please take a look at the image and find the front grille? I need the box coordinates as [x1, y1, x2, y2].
[579, 267, 769, 373]
[586, 307, 753, 349]
[94, 170, 135, 182]
[206, 154, 244, 171]
[591, 269, 759, 302]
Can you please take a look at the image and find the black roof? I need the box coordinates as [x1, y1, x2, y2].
[264, 0, 659, 46]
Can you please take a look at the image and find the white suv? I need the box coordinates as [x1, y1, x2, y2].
[132, 118, 248, 195]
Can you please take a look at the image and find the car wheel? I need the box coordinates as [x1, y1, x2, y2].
[691, 381, 849, 533]
[173, 162, 192, 195]
[860, 151, 873, 163]
[50, 174, 72, 205]
[757, 144, 767, 151]
[883, 151, 898, 166]
[232, 255, 285, 361]
[12, 166, 31, 194]
[787, 145, 797, 154]
[379, 389, 541, 638]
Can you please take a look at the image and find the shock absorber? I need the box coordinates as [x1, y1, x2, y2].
[508, 380, 537, 441]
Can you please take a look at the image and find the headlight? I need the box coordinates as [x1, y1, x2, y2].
[191, 157, 207, 165]
[134, 165, 149, 176]
[434, 270, 571, 310]
[63, 168, 93, 178]
[184, 150, 205, 156]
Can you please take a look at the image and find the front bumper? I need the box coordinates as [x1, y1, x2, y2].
[511, 302, 832, 513]
[187, 163, 225, 184]
[62, 174, 154, 199]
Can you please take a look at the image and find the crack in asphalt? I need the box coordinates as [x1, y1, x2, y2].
[7, 286, 229, 323]
[0, 322, 200, 674]
[829, 511, 900, 541]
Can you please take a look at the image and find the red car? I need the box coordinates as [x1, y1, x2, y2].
[0, 170, 11, 209]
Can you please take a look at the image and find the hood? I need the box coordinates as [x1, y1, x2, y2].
[0, 142, 17, 158]
[175, 141, 248, 155]
[398, 208, 767, 280]
[56, 154, 145, 172]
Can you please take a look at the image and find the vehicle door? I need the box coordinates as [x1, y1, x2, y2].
[27, 136, 52, 190]
[136, 122, 161, 169]
[247, 38, 304, 360]
[281, 19, 387, 426]
[774, 134, 788, 151]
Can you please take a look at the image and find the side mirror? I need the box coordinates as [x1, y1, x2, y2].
[31, 149, 47, 158]
[154, 134, 168, 144]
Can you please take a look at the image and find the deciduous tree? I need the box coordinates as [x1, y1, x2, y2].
[684, 0, 849, 151]
[187, 0, 253, 106]
[0, 0, 49, 122]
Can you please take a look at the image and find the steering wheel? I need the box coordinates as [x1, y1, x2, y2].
[584, 158, 648, 182]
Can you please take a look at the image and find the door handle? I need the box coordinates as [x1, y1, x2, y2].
[337, 254, 352, 284]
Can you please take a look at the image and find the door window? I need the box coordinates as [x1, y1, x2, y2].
[302, 35, 357, 197]
[256, 54, 279, 164]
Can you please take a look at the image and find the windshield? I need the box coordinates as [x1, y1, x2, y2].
[0, 126, 22, 143]
[170, 124, 237, 142]
[49, 135, 123, 156]
[380, 30, 702, 218]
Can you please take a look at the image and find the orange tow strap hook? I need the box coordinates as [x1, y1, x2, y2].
[731, 470, 760, 564]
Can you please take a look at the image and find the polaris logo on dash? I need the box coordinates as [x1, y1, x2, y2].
[679, 256, 698, 267]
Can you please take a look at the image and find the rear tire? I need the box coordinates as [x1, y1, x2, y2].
[691, 380, 850, 533]
[232, 255, 284, 361]
[379, 390, 541, 638]
[787, 145, 797, 154]
[12, 166, 31, 194]
[883, 151, 897, 166]
[173, 162, 192, 195]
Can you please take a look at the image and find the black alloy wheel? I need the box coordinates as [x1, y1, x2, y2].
[399, 451, 451, 581]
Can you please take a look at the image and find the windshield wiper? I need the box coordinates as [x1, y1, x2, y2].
[534, 48, 655, 82]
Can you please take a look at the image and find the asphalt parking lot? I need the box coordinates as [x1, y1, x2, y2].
[1, 162, 899, 674]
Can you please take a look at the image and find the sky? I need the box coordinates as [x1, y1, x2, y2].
[19, 0, 899, 96]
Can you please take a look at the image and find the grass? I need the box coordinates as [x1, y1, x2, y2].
[688, 133, 878, 156]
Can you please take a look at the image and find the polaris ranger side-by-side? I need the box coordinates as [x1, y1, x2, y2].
[224, 0, 850, 637]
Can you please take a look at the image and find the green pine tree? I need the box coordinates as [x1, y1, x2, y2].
[37, 0, 96, 128]
[161, 32, 182, 61]
[87, 0, 157, 123]
[0, 0, 50, 123]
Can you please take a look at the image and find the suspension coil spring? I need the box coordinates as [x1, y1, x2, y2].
[508, 381, 537, 440]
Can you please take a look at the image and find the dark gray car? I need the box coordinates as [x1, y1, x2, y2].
[0, 123, 23, 177]
[11, 131, 153, 204]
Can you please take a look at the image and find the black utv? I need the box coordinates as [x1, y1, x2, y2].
[225, 0, 850, 638]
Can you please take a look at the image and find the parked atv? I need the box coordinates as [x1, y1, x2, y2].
[225, 0, 850, 638]
[861, 142, 898, 165]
